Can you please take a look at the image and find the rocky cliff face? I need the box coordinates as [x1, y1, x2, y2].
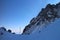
[22, 2, 60, 35]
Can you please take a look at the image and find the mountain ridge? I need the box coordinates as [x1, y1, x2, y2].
[22, 2, 60, 34]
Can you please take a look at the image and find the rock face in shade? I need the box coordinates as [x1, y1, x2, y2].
[22, 2, 60, 34]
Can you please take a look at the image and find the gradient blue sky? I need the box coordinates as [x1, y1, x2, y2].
[0, 0, 60, 34]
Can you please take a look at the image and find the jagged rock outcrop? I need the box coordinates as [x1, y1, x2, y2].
[0, 27, 15, 35]
[22, 2, 60, 35]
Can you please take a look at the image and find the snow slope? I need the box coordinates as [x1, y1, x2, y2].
[0, 18, 60, 40]
[30, 18, 60, 40]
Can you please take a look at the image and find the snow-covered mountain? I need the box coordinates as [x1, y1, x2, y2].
[22, 2, 60, 34]
[0, 2, 60, 40]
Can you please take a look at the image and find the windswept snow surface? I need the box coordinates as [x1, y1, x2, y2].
[0, 19, 60, 40]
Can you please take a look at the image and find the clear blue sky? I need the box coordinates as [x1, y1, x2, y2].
[0, 0, 60, 34]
